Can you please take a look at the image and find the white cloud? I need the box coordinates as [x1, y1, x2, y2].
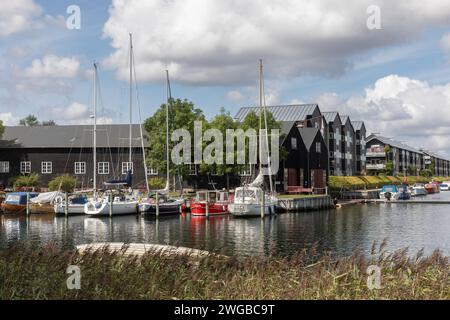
[0, 1, 44, 37]
[226, 90, 245, 102]
[0, 112, 20, 126]
[23, 55, 80, 79]
[440, 32, 450, 54]
[316, 75, 450, 157]
[40, 102, 113, 125]
[103, 0, 450, 85]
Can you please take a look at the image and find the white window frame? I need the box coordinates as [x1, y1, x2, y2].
[20, 161, 31, 174]
[148, 168, 158, 176]
[121, 162, 133, 174]
[41, 162, 52, 174]
[316, 142, 321, 153]
[291, 137, 297, 150]
[188, 164, 197, 176]
[74, 162, 86, 175]
[0, 161, 9, 173]
[98, 162, 109, 175]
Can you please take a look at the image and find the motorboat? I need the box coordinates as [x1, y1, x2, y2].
[380, 185, 410, 200]
[439, 182, 450, 191]
[138, 193, 183, 215]
[0, 192, 39, 213]
[0, 191, 6, 211]
[54, 193, 89, 215]
[424, 181, 440, 194]
[409, 183, 427, 196]
[29, 191, 65, 214]
[190, 190, 229, 216]
[228, 186, 277, 217]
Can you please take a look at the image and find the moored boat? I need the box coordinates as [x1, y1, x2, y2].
[29, 191, 64, 214]
[0, 192, 39, 214]
[84, 190, 138, 216]
[424, 181, 440, 194]
[439, 182, 450, 191]
[54, 193, 89, 215]
[228, 186, 277, 217]
[410, 183, 427, 196]
[190, 190, 229, 216]
[138, 193, 183, 215]
[380, 185, 410, 200]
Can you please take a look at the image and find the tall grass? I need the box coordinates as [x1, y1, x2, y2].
[0, 243, 448, 300]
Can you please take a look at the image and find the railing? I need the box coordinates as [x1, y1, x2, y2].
[366, 151, 386, 157]
[366, 163, 386, 170]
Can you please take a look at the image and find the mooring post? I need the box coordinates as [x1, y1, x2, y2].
[205, 192, 209, 218]
[155, 192, 159, 218]
[64, 192, 68, 216]
[260, 191, 265, 219]
[26, 191, 30, 215]
[109, 193, 113, 217]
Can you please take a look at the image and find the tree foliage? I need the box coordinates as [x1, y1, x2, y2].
[19, 114, 39, 126]
[0, 119, 4, 139]
[13, 174, 40, 189]
[48, 174, 78, 193]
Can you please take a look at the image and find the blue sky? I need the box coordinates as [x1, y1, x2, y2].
[2, 0, 450, 156]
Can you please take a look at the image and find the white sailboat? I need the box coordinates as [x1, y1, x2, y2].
[229, 60, 278, 217]
[85, 35, 140, 216]
[139, 70, 184, 215]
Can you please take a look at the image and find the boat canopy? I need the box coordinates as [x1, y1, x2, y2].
[104, 170, 133, 187]
[5, 192, 39, 205]
[30, 191, 65, 204]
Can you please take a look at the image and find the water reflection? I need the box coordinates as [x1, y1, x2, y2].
[1, 193, 450, 257]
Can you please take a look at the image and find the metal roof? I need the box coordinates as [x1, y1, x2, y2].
[366, 134, 423, 154]
[340, 115, 350, 124]
[234, 104, 319, 122]
[322, 112, 339, 123]
[351, 121, 365, 131]
[0, 124, 147, 149]
[420, 149, 449, 161]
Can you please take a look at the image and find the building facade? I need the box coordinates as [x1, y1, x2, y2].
[339, 116, 355, 176]
[0, 125, 150, 190]
[351, 121, 366, 175]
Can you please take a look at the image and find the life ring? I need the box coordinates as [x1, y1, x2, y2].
[54, 196, 64, 204]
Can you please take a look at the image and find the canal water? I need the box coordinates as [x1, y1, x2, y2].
[1, 192, 449, 257]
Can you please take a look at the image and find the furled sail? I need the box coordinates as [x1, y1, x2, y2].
[248, 172, 264, 187]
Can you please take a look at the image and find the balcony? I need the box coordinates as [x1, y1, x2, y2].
[366, 151, 386, 157]
[366, 163, 386, 170]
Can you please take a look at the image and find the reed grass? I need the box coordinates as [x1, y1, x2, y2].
[0, 242, 448, 300]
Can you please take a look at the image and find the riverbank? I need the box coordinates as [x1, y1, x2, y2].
[0, 244, 448, 300]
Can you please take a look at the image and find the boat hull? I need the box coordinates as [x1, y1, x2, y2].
[29, 203, 55, 214]
[190, 202, 228, 216]
[0, 203, 26, 214]
[229, 203, 275, 217]
[85, 201, 138, 216]
[54, 203, 86, 215]
[138, 202, 181, 215]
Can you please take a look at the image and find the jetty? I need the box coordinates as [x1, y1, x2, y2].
[76, 242, 213, 258]
[367, 199, 450, 204]
[277, 195, 334, 212]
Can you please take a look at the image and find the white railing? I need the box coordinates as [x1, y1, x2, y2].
[366, 163, 386, 170]
[366, 151, 386, 157]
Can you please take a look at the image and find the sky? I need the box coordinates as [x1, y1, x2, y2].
[2, 0, 450, 157]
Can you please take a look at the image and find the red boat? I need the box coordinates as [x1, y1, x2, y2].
[424, 181, 440, 194]
[190, 190, 229, 216]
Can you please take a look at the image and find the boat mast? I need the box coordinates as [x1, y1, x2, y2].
[165, 70, 171, 191]
[129, 33, 133, 166]
[93, 62, 98, 199]
[259, 60, 263, 176]
[260, 60, 274, 195]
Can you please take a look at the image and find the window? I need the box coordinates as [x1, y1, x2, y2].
[122, 162, 133, 174]
[148, 168, 158, 175]
[98, 162, 109, 175]
[187, 164, 197, 175]
[291, 137, 297, 150]
[0, 161, 9, 173]
[74, 162, 86, 175]
[316, 142, 321, 153]
[20, 161, 31, 174]
[41, 162, 52, 174]
[240, 164, 252, 176]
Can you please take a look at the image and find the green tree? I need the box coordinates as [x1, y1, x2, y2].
[143, 98, 206, 180]
[13, 173, 40, 189]
[19, 114, 39, 126]
[48, 174, 78, 193]
[384, 161, 394, 175]
[0, 119, 4, 138]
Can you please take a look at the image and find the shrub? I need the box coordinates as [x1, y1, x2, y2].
[149, 177, 166, 189]
[48, 174, 78, 193]
[13, 174, 39, 189]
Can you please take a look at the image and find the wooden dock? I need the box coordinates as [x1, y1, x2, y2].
[277, 195, 334, 212]
[367, 199, 450, 204]
[76, 242, 213, 258]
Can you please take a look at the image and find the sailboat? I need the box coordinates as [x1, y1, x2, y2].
[84, 35, 141, 216]
[229, 60, 278, 217]
[139, 70, 184, 215]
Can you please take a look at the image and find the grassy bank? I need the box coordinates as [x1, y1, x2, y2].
[329, 175, 450, 191]
[0, 244, 448, 300]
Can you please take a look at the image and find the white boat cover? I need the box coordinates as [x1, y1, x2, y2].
[248, 173, 264, 188]
[29, 191, 65, 204]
